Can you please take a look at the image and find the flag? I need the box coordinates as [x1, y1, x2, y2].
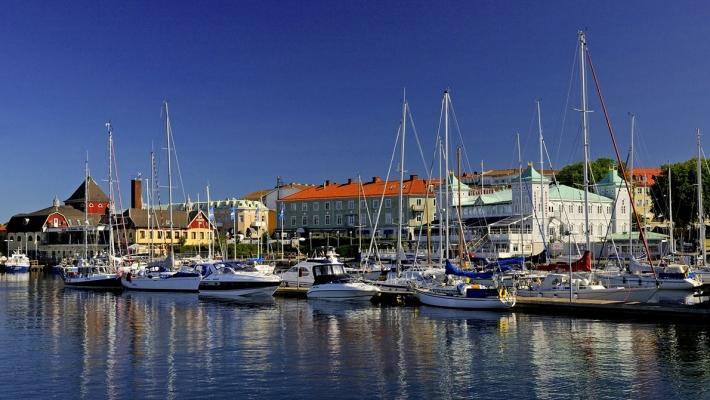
[208, 207, 215, 221]
[230, 207, 236, 221]
[278, 205, 284, 221]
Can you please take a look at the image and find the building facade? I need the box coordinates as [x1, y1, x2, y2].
[279, 175, 436, 241]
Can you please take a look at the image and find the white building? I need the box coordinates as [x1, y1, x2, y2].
[454, 165, 631, 258]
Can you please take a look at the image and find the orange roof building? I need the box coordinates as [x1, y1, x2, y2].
[279, 175, 436, 239]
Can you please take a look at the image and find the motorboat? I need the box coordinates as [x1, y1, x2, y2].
[517, 273, 657, 302]
[306, 264, 380, 301]
[62, 258, 122, 290]
[280, 258, 346, 289]
[4, 250, 30, 273]
[195, 261, 281, 297]
[121, 259, 201, 292]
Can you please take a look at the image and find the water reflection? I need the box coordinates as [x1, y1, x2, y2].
[0, 275, 710, 399]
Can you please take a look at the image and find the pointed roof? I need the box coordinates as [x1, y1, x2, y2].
[520, 164, 550, 183]
[448, 173, 471, 192]
[597, 168, 625, 187]
[64, 177, 110, 204]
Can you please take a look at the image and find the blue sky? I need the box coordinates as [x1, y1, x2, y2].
[1, 1, 709, 220]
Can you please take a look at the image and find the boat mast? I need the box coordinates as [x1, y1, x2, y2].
[516, 133, 523, 257]
[396, 89, 406, 276]
[164, 101, 175, 261]
[629, 113, 635, 258]
[358, 175, 362, 256]
[149, 150, 156, 262]
[457, 146, 466, 261]
[106, 122, 116, 266]
[84, 153, 89, 260]
[668, 162, 674, 254]
[207, 184, 213, 260]
[444, 90, 450, 260]
[537, 99, 546, 258]
[579, 31, 591, 253]
[698, 129, 706, 266]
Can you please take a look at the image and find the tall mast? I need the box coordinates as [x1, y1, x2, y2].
[207, 184, 213, 260]
[106, 123, 116, 265]
[444, 90, 450, 260]
[517, 133, 523, 257]
[537, 100, 546, 257]
[698, 129, 706, 266]
[668, 162, 674, 254]
[396, 89, 406, 275]
[164, 101, 175, 260]
[579, 30, 591, 253]
[358, 175, 362, 255]
[629, 113, 635, 258]
[149, 150, 156, 262]
[457, 146, 465, 261]
[84, 153, 89, 260]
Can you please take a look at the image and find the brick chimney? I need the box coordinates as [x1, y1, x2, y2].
[409, 174, 418, 181]
[371, 176, 382, 183]
[131, 179, 143, 209]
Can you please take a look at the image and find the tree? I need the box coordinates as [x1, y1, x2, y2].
[556, 158, 625, 187]
[650, 158, 710, 230]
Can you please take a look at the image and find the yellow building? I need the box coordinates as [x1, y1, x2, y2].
[118, 208, 214, 254]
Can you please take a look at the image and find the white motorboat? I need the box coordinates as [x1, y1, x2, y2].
[518, 273, 658, 302]
[4, 250, 30, 273]
[121, 263, 201, 292]
[195, 261, 281, 297]
[280, 258, 346, 289]
[306, 264, 380, 301]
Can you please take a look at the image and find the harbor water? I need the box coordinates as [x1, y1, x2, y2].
[2, 273, 710, 399]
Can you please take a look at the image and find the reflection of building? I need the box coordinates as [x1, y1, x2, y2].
[279, 175, 436, 240]
[6, 177, 110, 262]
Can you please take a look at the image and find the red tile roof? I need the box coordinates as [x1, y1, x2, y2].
[630, 167, 661, 187]
[281, 175, 435, 201]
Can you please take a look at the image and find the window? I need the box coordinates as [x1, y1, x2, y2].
[416, 214, 422, 222]
[313, 202, 319, 211]
[347, 200, 354, 209]
[167, 231, 172, 239]
[53, 218, 59, 227]
[621, 206, 626, 214]
[192, 232, 196, 239]
[302, 215, 308, 225]
[313, 215, 320, 225]
[28, 236, 33, 242]
[291, 216, 297, 227]
[335, 201, 342, 210]
[385, 213, 393, 224]
[360, 200, 366, 208]
[291, 203, 297, 211]
[158, 231, 162, 239]
[324, 202, 330, 210]
[607, 206, 612, 214]
[372, 199, 379, 209]
[261, 215, 265, 222]
[569, 205, 573, 213]
[140, 231, 146, 239]
[200, 232, 205, 239]
[416, 198, 423, 206]
[578, 206, 583, 214]
[239, 215, 244, 223]
[598, 205, 602, 214]
[347, 215, 355, 225]
[302, 203, 308, 211]
[590, 225, 594, 235]
[385, 199, 392, 208]
[336, 215, 342, 225]
[175, 232, 180, 238]
[324, 215, 331, 225]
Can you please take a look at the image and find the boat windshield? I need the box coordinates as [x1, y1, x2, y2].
[313, 264, 346, 277]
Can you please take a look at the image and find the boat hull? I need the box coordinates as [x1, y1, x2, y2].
[307, 282, 379, 301]
[199, 280, 280, 297]
[5, 266, 30, 273]
[518, 287, 658, 302]
[414, 288, 515, 310]
[121, 274, 200, 292]
[598, 274, 701, 290]
[64, 274, 122, 290]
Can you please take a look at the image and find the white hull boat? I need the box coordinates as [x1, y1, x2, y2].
[520, 273, 658, 302]
[414, 285, 515, 310]
[121, 270, 201, 292]
[307, 282, 380, 301]
[195, 261, 281, 298]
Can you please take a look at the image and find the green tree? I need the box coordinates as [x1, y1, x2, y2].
[650, 159, 710, 230]
[556, 158, 625, 187]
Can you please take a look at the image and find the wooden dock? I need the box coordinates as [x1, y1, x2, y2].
[515, 296, 710, 320]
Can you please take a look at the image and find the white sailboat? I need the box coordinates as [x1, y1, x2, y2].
[121, 101, 201, 292]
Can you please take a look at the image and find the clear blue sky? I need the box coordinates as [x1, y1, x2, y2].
[1, 0, 709, 221]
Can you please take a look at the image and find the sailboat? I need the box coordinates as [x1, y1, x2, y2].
[63, 132, 122, 290]
[121, 102, 201, 292]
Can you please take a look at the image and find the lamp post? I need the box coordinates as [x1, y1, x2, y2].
[308, 232, 312, 253]
[4, 239, 12, 257]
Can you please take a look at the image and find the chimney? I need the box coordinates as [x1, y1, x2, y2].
[324, 180, 331, 186]
[346, 178, 353, 184]
[371, 176, 382, 183]
[409, 174, 418, 181]
[131, 179, 143, 209]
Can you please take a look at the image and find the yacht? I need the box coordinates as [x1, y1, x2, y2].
[62, 258, 122, 290]
[4, 250, 30, 273]
[195, 261, 281, 297]
[306, 264, 380, 301]
[413, 282, 516, 310]
[517, 273, 658, 302]
[279, 251, 345, 289]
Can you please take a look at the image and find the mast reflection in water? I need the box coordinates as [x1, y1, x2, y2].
[0, 274, 709, 399]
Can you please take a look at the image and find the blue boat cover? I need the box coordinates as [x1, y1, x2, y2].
[445, 260, 494, 280]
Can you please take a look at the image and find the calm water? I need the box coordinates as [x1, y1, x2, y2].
[2, 273, 710, 399]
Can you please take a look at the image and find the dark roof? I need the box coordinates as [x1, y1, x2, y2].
[64, 177, 110, 204]
[121, 208, 213, 230]
[6, 204, 102, 232]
